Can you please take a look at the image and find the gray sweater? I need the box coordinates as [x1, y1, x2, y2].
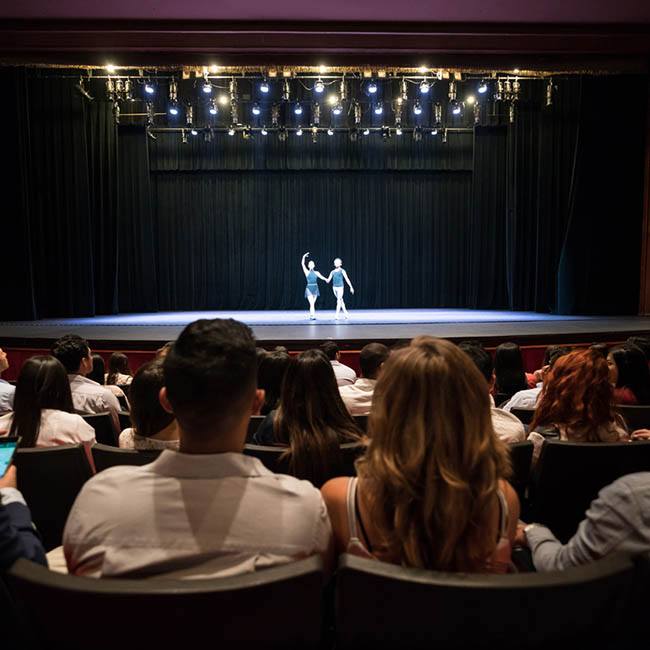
[527, 472, 650, 571]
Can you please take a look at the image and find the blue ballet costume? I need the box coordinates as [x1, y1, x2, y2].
[305, 270, 320, 298]
[332, 268, 344, 288]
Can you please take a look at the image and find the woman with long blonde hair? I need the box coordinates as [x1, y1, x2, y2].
[321, 336, 519, 573]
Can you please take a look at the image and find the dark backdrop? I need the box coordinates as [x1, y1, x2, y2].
[1, 69, 646, 318]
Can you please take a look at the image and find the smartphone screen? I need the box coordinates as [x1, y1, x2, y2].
[0, 438, 19, 477]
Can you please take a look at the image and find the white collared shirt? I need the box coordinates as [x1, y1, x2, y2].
[0, 409, 95, 447]
[488, 396, 526, 444]
[501, 384, 543, 412]
[63, 451, 332, 579]
[0, 379, 15, 413]
[331, 360, 357, 387]
[68, 374, 120, 432]
[339, 378, 376, 417]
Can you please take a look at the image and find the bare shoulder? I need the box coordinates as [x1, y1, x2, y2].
[321, 476, 350, 506]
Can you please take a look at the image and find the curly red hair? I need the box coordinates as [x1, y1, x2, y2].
[530, 348, 616, 440]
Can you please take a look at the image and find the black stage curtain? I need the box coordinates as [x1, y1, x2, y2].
[1, 70, 646, 319]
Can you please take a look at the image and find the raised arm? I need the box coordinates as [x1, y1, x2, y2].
[342, 269, 355, 293]
[301, 252, 309, 276]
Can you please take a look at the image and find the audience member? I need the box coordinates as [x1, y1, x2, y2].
[502, 346, 570, 412]
[0, 466, 47, 570]
[0, 356, 95, 450]
[88, 353, 127, 401]
[528, 349, 628, 462]
[63, 319, 332, 578]
[320, 341, 357, 386]
[322, 337, 519, 573]
[254, 349, 363, 486]
[119, 360, 179, 450]
[608, 344, 650, 405]
[589, 342, 609, 358]
[339, 343, 390, 417]
[105, 352, 133, 386]
[155, 341, 174, 359]
[494, 342, 532, 400]
[517, 473, 650, 571]
[0, 347, 15, 413]
[627, 336, 650, 362]
[460, 344, 525, 443]
[51, 335, 120, 434]
[257, 349, 291, 415]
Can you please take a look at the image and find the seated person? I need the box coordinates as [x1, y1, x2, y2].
[608, 344, 650, 405]
[0, 356, 96, 452]
[528, 348, 628, 462]
[322, 337, 519, 573]
[339, 343, 390, 417]
[320, 341, 357, 386]
[494, 342, 533, 401]
[63, 318, 332, 579]
[0, 347, 15, 413]
[517, 473, 650, 571]
[254, 349, 363, 487]
[51, 335, 121, 434]
[119, 359, 179, 450]
[257, 349, 291, 415]
[459, 344, 525, 443]
[88, 354, 127, 402]
[105, 352, 133, 386]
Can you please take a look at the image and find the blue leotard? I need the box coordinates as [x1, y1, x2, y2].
[332, 268, 344, 288]
[305, 270, 320, 298]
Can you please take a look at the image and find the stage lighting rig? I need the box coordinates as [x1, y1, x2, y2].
[282, 79, 290, 101]
[367, 80, 378, 94]
[349, 128, 359, 142]
[314, 78, 325, 93]
[419, 79, 431, 94]
[395, 126, 403, 135]
[186, 104, 194, 126]
[374, 103, 383, 116]
[412, 127, 422, 142]
[442, 128, 448, 143]
[278, 127, 288, 141]
[112, 102, 120, 125]
[75, 77, 93, 101]
[401, 78, 408, 103]
[311, 126, 318, 142]
[381, 126, 391, 140]
[296, 126, 303, 136]
[252, 103, 261, 116]
[260, 78, 270, 93]
[448, 80, 457, 102]
[271, 104, 280, 127]
[228, 126, 236, 136]
[363, 128, 370, 136]
[546, 78, 554, 106]
[294, 103, 303, 115]
[312, 103, 321, 126]
[433, 102, 442, 126]
[353, 101, 362, 124]
[509, 102, 516, 124]
[478, 80, 488, 94]
[261, 127, 268, 135]
[181, 129, 188, 144]
[202, 74, 212, 94]
[144, 81, 155, 95]
[474, 102, 481, 124]
[413, 101, 422, 115]
[209, 99, 218, 115]
[332, 103, 343, 116]
[327, 127, 334, 136]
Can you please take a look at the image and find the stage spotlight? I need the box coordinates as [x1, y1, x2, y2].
[314, 78, 325, 93]
[327, 94, 339, 106]
[209, 99, 218, 115]
[252, 103, 261, 116]
[418, 65, 428, 74]
[419, 80, 430, 94]
[452, 101, 462, 115]
[169, 103, 179, 116]
[202, 80, 212, 94]
[105, 64, 116, 74]
[327, 127, 334, 136]
[374, 103, 383, 115]
[367, 80, 378, 94]
[395, 127, 402, 135]
[465, 95, 476, 105]
[332, 103, 343, 116]
[228, 127, 236, 136]
[478, 80, 488, 94]
[144, 81, 155, 95]
[190, 127, 198, 136]
[261, 127, 268, 135]
[431, 128, 438, 135]
[181, 129, 188, 144]
[363, 128, 370, 136]
[413, 101, 422, 115]
[260, 79, 270, 93]
[218, 94, 229, 106]
[296, 127, 303, 136]
[294, 103, 303, 115]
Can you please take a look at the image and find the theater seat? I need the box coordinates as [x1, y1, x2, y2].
[92, 443, 161, 473]
[246, 415, 266, 442]
[82, 413, 116, 446]
[616, 405, 650, 430]
[335, 553, 635, 649]
[510, 408, 535, 425]
[508, 441, 533, 507]
[6, 556, 324, 649]
[13, 445, 93, 551]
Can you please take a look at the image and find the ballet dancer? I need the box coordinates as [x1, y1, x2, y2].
[326, 257, 355, 319]
[301, 252, 328, 320]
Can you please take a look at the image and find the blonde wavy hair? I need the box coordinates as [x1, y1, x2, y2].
[357, 336, 511, 572]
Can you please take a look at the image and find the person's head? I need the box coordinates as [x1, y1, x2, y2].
[589, 343, 609, 359]
[308, 260, 315, 270]
[156, 342, 174, 359]
[257, 350, 291, 414]
[107, 352, 131, 385]
[358, 336, 510, 572]
[627, 337, 650, 362]
[276, 349, 362, 486]
[458, 339, 485, 350]
[459, 343, 494, 391]
[0, 348, 8, 375]
[320, 341, 340, 361]
[608, 344, 650, 405]
[334, 258, 342, 268]
[130, 359, 176, 438]
[161, 319, 261, 446]
[51, 334, 92, 375]
[359, 343, 390, 380]
[531, 349, 617, 438]
[543, 345, 571, 367]
[87, 354, 105, 385]
[9, 356, 74, 447]
[274, 345, 289, 354]
[493, 342, 527, 394]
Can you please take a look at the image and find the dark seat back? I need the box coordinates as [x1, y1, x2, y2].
[617, 405, 650, 431]
[508, 441, 533, 505]
[7, 556, 324, 649]
[510, 407, 535, 425]
[117, 410, 131, 431]
[92, 443, 162, 473]
[14, 445, 93, 551]
[82, 413, 116, 446]
[246, 415, 266, 442]
[530, 440, 650, 542]
[335, 553, 634, 649]
[116, 394, 129, 412]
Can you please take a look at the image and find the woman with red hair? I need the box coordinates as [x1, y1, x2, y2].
[528, 348, 628, 462]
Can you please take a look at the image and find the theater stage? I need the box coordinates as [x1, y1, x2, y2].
[2, 309, 650, 349]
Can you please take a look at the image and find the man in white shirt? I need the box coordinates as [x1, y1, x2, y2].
[459, 343, 525, 443]
[320, 341, 357, 386]
[51, 335, 120, 434]
[63, 318, 333, 579]
[340, 343, 389, 416]
[0, 348, 15, 412]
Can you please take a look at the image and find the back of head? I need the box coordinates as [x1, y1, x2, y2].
[531, 348, 615, 437]
[459, 343, 493, 385]
[10, 356, 74, 446]
[320, 341, 339, 361]
[277, 349, 361, 485]
[543, 345, 571, 367]
[87, 354, 105, 385]
[257, 350, 291, 414]
[163, 319, 257, 439]
[107, 352, 131, 384]
[494, 342, 527, 394]
[156, 342, 174, 359]
[359, 343, 390, 380]
[130, 359, 175, 438]
[589, 343, 609, 359]
[51, 334, 90, 374]
[610, 344, 650, 405]
[627, 336, 650, 362]
[360, 336, 510, 572]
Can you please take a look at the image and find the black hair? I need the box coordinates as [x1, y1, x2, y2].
[163, 319, 257, 437]
[9, 356, 75, 447]
[257, 350, 291, 415]
[589, 343, 609, 359]
[494, 342, 528, 396]
[609, 344, 650, 405]
[320, 341, 339, 360]
[627, 337, 650, 362]
[87, 353, 105, 385]
[130, 359, 175, 438]
[51, 334, 90, 373]
[359, 343, 390, 380]
[107, 352, 132, 385]
[459, 344, 493, 384]
[543, 345, 571, 366]
[458, 339, 485, 350]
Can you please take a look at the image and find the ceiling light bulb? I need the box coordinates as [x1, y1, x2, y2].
[419, 80, 430, 94]
[327, 128, 334, 135]
[202, 81, 212, 94]
[296, 127, 303, 136]
[294, 104, 303, 115]
[144, 82, 155, 95]
[252, 103, 261, 116]
[105, 64, 116, 74]
[478, 81, 488, 94]
[363, 128, 370, 135]
[374, 104, 383, 115]
[395, 127, 402, 135]
[367, 80, 378, 94]
[332, 103, 343, 115]
[314, 79, 325, 93]
[261, 127, 268, 135]
[228, 127, 235, 136]
[169, 105, 179, 116]
[260, 80, 270, 93]
[413, 101, 422, 115]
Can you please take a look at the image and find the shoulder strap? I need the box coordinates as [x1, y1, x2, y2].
[496, 488, 509, 538]
[346, 477, 360, 539]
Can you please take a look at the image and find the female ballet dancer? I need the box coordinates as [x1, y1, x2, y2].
[326, 257, 355, 319]
[301, 252, 328, 320]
